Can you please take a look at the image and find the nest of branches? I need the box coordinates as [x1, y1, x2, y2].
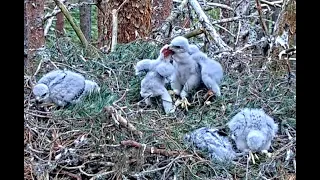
[24, 34, 295, 179]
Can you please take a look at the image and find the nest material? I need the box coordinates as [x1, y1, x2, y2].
[24, 38, 296, 179]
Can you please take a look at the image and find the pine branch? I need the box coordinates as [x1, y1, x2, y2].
[53, 0, 88, 48]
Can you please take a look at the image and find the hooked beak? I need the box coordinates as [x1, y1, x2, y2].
[35, 96, 41, 102]
[167, 44, 173, 50]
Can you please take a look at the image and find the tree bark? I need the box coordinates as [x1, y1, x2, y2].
[56, 12, 64, 37]
[151, 0, 172, 30]
[97, 0, 152, 50]
[97, 0, 108, 48]
[25, 0, 45, 66]
[24, 0, 27, 48]
[80, 0, 92, 42]
[24, 0, 28, 66]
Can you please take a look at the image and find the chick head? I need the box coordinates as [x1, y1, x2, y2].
[246, 130, 267, 152]
[168, 36, 189, 54]
[33, 84, 50, 102]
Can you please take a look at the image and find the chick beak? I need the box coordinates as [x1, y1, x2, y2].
[167, 44, 173, 50]
[35, 97, 41, 103]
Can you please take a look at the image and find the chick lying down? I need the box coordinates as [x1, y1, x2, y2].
[32, 70, 100, 107]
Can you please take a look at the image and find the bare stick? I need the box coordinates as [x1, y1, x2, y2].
[121, 140, 190, 157]
[255, 0, 269, 36]
[104, 106, 143, 137]
[134, 155, 193, 177]
[44, 6, 60, 37]
[110, 9, 118, 52]
[261, 0, 282, 7]
[110, 0, 128, 52]
[206, 2, 234, 11]
[212, 14, 258, 25]
[189, 0, 231, 51]
[53, 0, 88, 48]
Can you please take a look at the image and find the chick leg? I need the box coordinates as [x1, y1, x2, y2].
[202, 74, 221, 97]
[144, 97, 151, 106]
[161, 89, 174, 114]
[170, 75, 182, 96]
[176, 74, 200, 111]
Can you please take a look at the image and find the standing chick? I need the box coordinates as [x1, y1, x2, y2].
[33, 70, 100, 107]
[138, 45, 175, 114]
[227, 108, 278, 161]
[168, 36, 201, 110]
[184, 127, 237, 163]
[188, 44, 224, 97]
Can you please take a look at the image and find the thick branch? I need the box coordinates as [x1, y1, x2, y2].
[183, 28, 204, 38]
[53, 0, 88, 48]
[189, 0, 231, 51]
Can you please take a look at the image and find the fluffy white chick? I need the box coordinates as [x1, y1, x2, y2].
[84, 80, 100, 94]
[188, 44, 224, 97]
[135, 45, 172, 76]
[168, 36, 201, 110]
[139, 45, 175, 114]
[184, 127, 237, 163]
[227, 108, 278, 160]
[33, 70, 100, 107]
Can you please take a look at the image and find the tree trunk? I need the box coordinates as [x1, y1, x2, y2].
[97, 0, 108, 48]
[274, 0, 296, 46]
[56, 12, 64, 37]
[80, 0, 92, 42]
[151, 0, 172, 30]
[97, 0, 152, 50]
[25, 0, 45, 67]
[24, 0, 28, 66]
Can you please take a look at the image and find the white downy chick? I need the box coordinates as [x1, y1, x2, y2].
[188, 44, 224, 96]
[84, 80, 100, 94]
[168, 36, 201, 98]
[134, 45, 172, 76]
[139, 45, 175, 114]
[33, 70, 100, 107]
[227, 108, 278, 153]
[184, 127, 236, 163]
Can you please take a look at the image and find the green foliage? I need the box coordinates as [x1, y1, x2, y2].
[207, 8, 220, 20]
[54, 86, 117, 118]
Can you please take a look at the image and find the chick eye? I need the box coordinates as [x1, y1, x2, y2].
[41, 93, 47, 98]
[174, 45, 181, 49]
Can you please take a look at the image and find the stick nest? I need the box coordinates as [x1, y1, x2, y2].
[24, 37, 295, 179]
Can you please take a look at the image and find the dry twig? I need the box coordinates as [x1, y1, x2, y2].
[121, 140, 190, 157]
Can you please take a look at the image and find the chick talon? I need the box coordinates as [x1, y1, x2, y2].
[168, 90, 175, 96]
[249, 151, 256, 164]
[180, 97, 191, 111]
[207, 90, 214, 96]
[261, 150, 272, 158]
